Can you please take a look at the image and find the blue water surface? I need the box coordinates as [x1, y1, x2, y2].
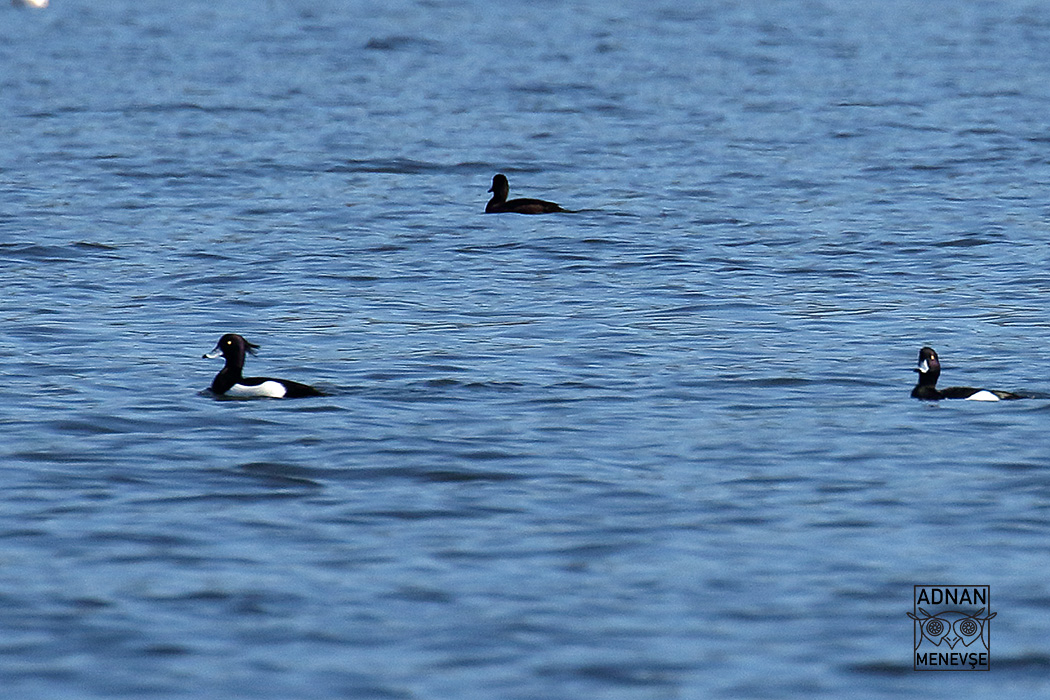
[2, 1, 1050, 698]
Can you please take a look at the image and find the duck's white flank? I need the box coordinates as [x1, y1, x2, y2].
[226, 381, 287, 398]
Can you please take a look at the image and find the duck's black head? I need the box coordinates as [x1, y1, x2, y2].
[915, 346, 941, 384]
[488, 173, 510, 199]
[203, 333, 260, 364]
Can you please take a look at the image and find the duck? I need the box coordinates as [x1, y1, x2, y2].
[485, 173, 564, 214]
[911, 346, 1023, 401]
[204, 333, 323, 398]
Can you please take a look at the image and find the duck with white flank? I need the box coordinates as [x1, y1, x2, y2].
[911, 346, 1024, 401]
[204, 333, 323, 398]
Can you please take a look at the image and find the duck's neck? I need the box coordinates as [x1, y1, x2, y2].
[915, 369, 939, 388]
[486, 193, 507, 213]
[212, 357, 244, 392]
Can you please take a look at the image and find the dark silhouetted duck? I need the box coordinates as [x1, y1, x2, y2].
[485, 173, 564, 214]
[911, 346, 1023, 401]
[204, 333, 323, 398]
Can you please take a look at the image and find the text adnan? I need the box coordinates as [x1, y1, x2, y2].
[915, 587, 987, 606]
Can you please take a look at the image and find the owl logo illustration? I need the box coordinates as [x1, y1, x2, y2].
[908, 607, 995, 652]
